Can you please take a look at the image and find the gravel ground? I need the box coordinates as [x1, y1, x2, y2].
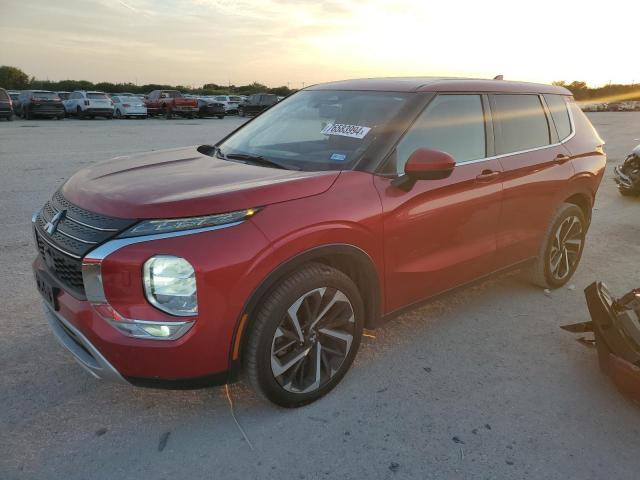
[0, 113, 639, 480]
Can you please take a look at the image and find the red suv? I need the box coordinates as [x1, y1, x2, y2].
[32, 78, 605, 407]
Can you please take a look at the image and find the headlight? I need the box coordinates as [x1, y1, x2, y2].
[118, 208, 258, 238]
[143, 256, 197, 316]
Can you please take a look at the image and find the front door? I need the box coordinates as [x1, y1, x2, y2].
[374, 94, 503, 313]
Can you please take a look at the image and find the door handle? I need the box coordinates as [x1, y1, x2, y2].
[555, 154, 571, 164]
[475, 170, 500, 182]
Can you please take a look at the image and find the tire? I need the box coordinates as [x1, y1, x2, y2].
[57, 114, 64, 120]
[217, 115, 224, 119]
[7, 113, 13, 121]
[244, 262, 364, 407]
[527, 203, 587, 289]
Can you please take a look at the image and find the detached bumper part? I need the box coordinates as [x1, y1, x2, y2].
[581, 282, 640, 402]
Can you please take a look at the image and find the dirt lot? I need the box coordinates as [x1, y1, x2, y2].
[1, 114, 639, 480]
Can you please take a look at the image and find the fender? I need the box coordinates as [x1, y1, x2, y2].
[226, 243, 382, 380]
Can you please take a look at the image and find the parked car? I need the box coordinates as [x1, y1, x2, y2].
[209, 95, 242, 114]
[0, 87, 14, 121]
[112, 95, 147, 118]
[57, 91, 71, 101]
[195, 98, 225, 118]
[614, 143, 640, 196]
[7, 90, 20, 111]
[145, 90, 198, 118]
[64, 91, 114, 119]
[17, 90, 65, 119]
[31, 77, 605, 407]
[238, 93, 278, 117]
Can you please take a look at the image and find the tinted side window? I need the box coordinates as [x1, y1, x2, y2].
[544, 94, 572, 140]
[0, 90, 8, 101]
[492, 94, 550, 154]
[395, 94, 486, 173]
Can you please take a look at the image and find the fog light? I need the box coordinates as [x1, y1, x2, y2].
[93, 304, 194, 340]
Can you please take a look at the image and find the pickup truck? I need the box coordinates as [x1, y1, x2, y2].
[145, 90, 198, 118]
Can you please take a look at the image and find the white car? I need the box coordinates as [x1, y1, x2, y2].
[64, 91, 114, 119]
[209, 95, 243, 114]
[112, 95, 147, 118]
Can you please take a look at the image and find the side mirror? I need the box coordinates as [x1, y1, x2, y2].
[405, 148, 456, 180]
[392, 148, 456, 191]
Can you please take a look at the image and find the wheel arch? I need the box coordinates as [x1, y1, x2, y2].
[563, 192, 593, 224]
[228, 243, 382, 379]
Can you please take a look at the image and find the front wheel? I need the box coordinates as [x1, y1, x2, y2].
[244, 263, 364, 407]
[527, 203, 587, 289]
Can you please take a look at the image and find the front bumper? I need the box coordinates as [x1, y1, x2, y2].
[44, 301, 127, 384]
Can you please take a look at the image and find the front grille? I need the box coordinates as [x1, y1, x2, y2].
[34, 190, 137, 297]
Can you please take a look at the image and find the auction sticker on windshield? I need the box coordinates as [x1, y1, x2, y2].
[321, 123, 371, 139]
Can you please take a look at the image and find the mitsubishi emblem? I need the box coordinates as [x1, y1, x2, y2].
[45, 210, 66, 235]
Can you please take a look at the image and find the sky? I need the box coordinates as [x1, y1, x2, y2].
[0, 0, 638, 88]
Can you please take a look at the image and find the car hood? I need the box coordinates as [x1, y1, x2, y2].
[62, 146, 340, 219]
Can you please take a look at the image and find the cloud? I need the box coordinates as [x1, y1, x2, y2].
[1, 0, 639, 87]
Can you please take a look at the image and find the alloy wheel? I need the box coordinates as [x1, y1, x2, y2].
[270, 287, 355, 393]
[549, 215, 583, 281]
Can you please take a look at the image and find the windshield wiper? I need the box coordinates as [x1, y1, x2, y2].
[224, 153, 299, 170]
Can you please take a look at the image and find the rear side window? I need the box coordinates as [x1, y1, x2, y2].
[544, 94, 572, 140]
[492, 94, 550, 154]
[395, 94, 486, 173]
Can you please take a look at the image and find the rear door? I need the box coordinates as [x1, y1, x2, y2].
[375, 94, 503, 312]
[490, 93, 575, 268]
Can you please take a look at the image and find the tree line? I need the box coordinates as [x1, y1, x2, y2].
[553, 80, 640, 103]
[4, 65, 639, 103]
[0, 65, 296, 96]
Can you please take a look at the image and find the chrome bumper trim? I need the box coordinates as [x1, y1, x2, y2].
[44, 302, 128, 384]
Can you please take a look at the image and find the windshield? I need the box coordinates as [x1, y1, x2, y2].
[87, 93, 108, 99]
[217, 90, 409, 171]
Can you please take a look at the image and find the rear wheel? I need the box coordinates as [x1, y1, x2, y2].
[217, 115, 224, 119]
[527, 203, 587, 289]
[245, 263, 363, 407]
